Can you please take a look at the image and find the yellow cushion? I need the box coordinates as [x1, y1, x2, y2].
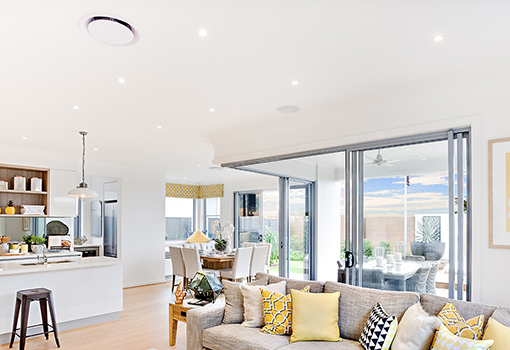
[438, 301, 484, 340]
[186, 230, 210, 243]
[290, 290, 341, 343]
[482, 318, 510, 350]
[431, 325, 493, 350]
[260, 286, 310, 335]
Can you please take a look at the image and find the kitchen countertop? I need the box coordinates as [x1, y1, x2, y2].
[0, 251, 82, 261]
[0, 256, 121, 276]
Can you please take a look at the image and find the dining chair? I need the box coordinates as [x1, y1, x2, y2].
[241, 242, 257, 248]
[404, 255, 425, 262]
[182, 247, 203, 288]
[406, 265, 432, 294]
[168, 246, 186, 293]
[256, 243, 272, 272]
[220, 247, 253, 282]
[249, 245, 268, 281]
[425, 261, 439, 294]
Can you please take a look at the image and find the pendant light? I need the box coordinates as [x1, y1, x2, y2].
[67, 131, 98, 200]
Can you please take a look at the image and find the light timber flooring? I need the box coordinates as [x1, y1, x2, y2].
[1, 280, 187, 350]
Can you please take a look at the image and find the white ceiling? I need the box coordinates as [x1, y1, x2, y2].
[1, 1, 509, 183]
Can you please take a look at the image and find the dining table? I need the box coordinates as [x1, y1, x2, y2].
[200, 253, 235, 270]
[363, 259, 425, 291]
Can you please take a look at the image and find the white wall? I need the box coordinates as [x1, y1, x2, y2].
[0, 145, 166, 288]
[212, 82, 510, 307]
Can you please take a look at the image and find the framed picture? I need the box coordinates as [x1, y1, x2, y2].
[489, 137, 510, 248]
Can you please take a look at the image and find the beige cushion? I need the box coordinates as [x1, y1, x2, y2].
[222, 277, 268, 324]
[241, 281, 286, 327]
[392, 303, 441, 350]
[203, 323, 290, 350]
[491, 307, 510, 327]
[323, 280, 419, 341]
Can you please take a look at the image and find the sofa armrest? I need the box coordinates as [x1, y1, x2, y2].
[186, 305, 225, 350]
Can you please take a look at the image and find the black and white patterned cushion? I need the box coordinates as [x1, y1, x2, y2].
[359, 302, 397, 350]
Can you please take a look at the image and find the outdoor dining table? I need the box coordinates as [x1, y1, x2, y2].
[363, 259, 424, 291]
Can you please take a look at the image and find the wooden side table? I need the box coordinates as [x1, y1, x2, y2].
[169, 301, 193, 346]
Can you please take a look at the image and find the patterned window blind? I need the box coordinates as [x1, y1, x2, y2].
[165, 183, 224, 199]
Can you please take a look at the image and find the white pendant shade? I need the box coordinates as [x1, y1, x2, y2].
[68, 186, 98, 200]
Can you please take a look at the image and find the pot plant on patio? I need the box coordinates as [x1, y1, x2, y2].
[410, 216, 445, 261]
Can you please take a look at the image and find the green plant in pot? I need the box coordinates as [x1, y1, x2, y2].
[410, 216, 445, 261]
[214, 239, 228, 252]
[22, 234, 47, 253]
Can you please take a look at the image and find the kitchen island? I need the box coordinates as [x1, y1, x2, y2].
[0, 254, 122, 345]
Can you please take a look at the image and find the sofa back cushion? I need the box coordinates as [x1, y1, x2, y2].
[266, 274, 324, 294]
[420, 293, 497, 329]
[323, 281, 419, 341]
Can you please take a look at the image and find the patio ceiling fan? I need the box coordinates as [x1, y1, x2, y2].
[365, 149, 399, 167]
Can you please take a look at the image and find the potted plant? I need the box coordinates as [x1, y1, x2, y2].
[214, 239, 228, 252]
[410, 216, 445, 261]
[22, 234, 47, 253]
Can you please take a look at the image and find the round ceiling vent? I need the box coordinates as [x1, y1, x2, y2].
[81, 15, 139, 46]
[277, 106, 300, 113]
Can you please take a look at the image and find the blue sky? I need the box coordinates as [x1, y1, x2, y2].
[364, 173, 449, 217]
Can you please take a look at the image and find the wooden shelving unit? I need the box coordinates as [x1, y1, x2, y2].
[0, 164, 50, 215]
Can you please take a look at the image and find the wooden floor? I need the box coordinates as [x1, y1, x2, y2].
[1, 280, 187, 350]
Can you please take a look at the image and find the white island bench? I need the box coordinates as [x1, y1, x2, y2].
[0, 254, 122, 345]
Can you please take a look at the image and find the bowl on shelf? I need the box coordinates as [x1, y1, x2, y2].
[9, 249, 20, 254]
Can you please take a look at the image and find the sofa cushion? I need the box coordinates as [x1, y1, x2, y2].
[203, 324, 290, 350]
[491, 306, 510, 327]
[323, 281, 419, 341]
[241, 281, 286, 327]
[391, 303, 441, 350]
[267, 274, 324, 294]
[359, 302, 397, 350]
[482, 318, 510, 350]
[438, 301, 484, 340]
[420, 293, 496, 330]
[222, 277, 268, 324]
[278, 339, 364, 349]
[430, 325, 493, 350]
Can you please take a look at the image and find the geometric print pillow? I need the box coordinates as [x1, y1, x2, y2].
[260, 286, 311, 336]
[359, 302, 398, 350]
[438, 302, 484, 340]
[431, 325, 494, 350]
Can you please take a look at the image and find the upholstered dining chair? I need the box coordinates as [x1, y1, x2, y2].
[241, 242, 257, 248]
[256, 243, 272, 272]
[249, 245, 268, 281]
[169, 246, 185, 293]
[220, 247, 253, 282]
[182, 247, 203, 288]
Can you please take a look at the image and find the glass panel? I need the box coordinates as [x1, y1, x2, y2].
[362, 141, 450, 296]
[262, 190, 279, 276]
[289, 184, 310, 280]
[165, 197, 193, 240]
[238, 193, 263, 244]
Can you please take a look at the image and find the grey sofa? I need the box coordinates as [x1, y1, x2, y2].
[186, 272, 508, 350]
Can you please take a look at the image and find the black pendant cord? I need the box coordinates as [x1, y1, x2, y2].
[81, 133, 86, 184]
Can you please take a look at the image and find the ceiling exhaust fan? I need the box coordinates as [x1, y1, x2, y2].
[365, 149, 399, 167]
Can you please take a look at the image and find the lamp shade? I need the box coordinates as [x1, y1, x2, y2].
[188, 272, 223, 304]
[67, 183, 98, 200]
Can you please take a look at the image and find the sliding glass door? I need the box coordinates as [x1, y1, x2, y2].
[344, 130, 471, 300]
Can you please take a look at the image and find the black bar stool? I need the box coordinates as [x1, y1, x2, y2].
[9, 288, 60, 350]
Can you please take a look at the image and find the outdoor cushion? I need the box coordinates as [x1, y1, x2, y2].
[203, 324, 290, 350]
[323, 281, 419, 341]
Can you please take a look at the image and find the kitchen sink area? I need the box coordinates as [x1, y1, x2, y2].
[19, 259, 76, 266]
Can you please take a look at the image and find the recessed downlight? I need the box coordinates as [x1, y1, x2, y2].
[82, 16, 139, 46]
[209, 108, 215, 112]
[291, 80, 299, 85]
[277, 106, 300, 113]
[94, 148, 99, 151]
[421, 158, 427, 161]
[22, 137, 27, 140]
[433, 35, 444, 42]
[73, 105, 80, 110]
[157, 126, 162, 129]
[118, 77, 126, 83]
[198, 29, 208, 37]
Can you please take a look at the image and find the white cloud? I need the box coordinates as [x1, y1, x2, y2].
[365, 189, 395, 196]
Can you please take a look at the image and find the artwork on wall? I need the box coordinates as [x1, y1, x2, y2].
[488, 137, 510, 249]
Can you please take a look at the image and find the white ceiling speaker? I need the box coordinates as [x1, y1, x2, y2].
[82, 16, 139, 46]
[277, 106, 300, 113]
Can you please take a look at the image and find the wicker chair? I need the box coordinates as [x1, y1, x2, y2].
[426, 262, 439, 294]
[404, 255, 425, 262]
[406, 265, 432, 294]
